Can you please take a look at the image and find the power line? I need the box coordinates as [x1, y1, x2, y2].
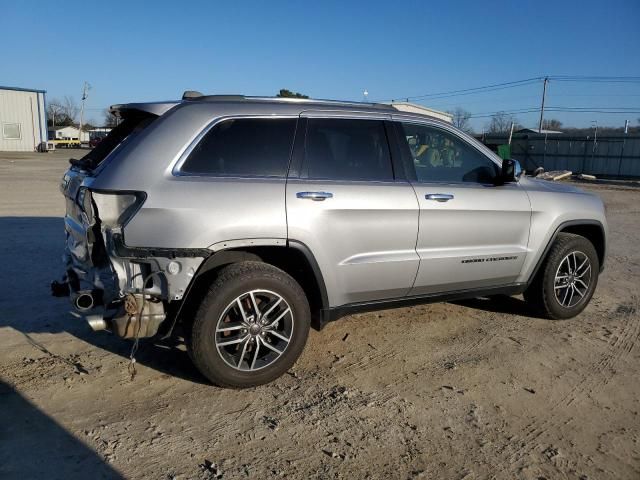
[547, 109, 640, 114]
[547, 106, 640, 111]
[545, 93, 640, 97]
[468, 108, 541, 119]
[377, 75, 640, 104]
[549, 75, 640, 83]
[467, 107, 640, 119]
[378, 77, 544, 103]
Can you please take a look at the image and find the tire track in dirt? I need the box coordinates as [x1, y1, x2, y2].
[502, 298, 640, 470]
[573, 299, 640, 400]
[341, 346, 397, 374]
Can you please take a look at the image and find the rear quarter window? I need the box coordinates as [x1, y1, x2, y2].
[77, 112, 157, 171]
[179, 118, 297, 177]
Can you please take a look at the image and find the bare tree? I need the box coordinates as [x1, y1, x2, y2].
[46, 101, 66, 128]
[103, 108, 118, 127]
[486, 111, 519, 134]
[61, 96, 79, 123]
[47, 96, 81, 129]
[448, 107, 473, 133]
[542, 118, 563, 130]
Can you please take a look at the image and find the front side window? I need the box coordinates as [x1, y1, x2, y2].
[400, 123, 500, 184]
[303, 118, 393, 181]
[181, 118, 297, 177]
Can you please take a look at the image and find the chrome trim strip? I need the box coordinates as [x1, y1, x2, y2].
[299, 109, 391, 120]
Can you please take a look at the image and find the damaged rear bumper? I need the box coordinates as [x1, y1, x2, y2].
[56, 168, 208, 338]
[59, 233, 207, 338]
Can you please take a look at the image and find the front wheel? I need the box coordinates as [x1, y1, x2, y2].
[186, 261, 310, 388]
[524, 233, 599, 319]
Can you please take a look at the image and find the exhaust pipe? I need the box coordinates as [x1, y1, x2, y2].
[85, 314, 107, 331]
[70, 291, 107, 331]
[74, 292, 94, 311]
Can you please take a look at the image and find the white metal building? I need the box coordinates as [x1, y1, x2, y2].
[0, 85, 47, 152]
[48, 125, 90, 143]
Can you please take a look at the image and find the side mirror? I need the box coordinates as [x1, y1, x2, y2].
[500, 158, 522, 183]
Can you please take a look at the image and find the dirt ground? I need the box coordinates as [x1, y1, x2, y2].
[1, 150, 639, 480]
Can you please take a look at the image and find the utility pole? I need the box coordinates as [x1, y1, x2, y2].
[538, 76, 548, 132]
[78, 81, 91, 145]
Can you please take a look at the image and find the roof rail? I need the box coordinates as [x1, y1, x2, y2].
[248, 96, 394, 110]
[181, 92, 394, 110]
[183, 93, 247, 101]
[182, 90, 204, 99]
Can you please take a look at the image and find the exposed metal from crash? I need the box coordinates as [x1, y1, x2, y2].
[56, 151, 208, 339]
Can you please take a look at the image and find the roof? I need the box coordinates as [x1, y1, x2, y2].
[182, 92, 395, 110]
[0, 85, 46, 94]
[49, 125, 79, 131]
[112, 95, 395, 115]
[110, 93, 452, 124]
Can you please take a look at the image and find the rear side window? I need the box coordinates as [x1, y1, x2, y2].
[303, 118, 393, 181]
[79, 112, 157, 171]
[180, 118, 296, 177]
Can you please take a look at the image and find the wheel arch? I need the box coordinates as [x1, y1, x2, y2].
[528, 219, 606, 285]
[179, 241, 329, 331]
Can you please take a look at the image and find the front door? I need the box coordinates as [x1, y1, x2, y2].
[286, 114, 420, 307]
[394, 120, 532, 295]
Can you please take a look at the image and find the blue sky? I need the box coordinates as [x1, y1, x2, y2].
[2, 0, 639, 130]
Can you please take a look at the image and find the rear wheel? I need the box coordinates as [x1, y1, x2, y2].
[524, 233, 599, 319]
[186, 261, 310, 388]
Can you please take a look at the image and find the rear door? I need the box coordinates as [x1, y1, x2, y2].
[286, 112, 420, 307]
[394, 120, 532, 295]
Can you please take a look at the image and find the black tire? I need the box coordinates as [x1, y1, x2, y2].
[186, 261, 310, 388]
[524, 233, 599, 319]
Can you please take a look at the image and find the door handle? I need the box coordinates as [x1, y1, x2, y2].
[297, 191, 333, 201]
[425, 193, 454, 202]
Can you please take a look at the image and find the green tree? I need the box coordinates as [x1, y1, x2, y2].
[276, 89, 309, 99]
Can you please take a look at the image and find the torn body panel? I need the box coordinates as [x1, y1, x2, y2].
[59, 167, 207, 338]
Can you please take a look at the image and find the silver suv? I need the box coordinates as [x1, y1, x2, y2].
[54, 93, 608, 387]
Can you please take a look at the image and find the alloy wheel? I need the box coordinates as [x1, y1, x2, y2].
[554, 250, 592, 308]
[214, 289, 294, 371]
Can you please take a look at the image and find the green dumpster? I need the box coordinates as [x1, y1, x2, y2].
[497, 144, 511, 160]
